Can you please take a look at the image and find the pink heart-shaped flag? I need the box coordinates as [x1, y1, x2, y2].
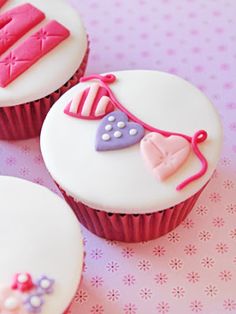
[64, 83, 114, 120]
[140, 133, 191, 181]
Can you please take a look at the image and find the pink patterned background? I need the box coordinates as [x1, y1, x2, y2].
[1, 0, 236, 313]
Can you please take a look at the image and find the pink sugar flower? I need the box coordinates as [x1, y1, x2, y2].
[0, 286, 26, 314]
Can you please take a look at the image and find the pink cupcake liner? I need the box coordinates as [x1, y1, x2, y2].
[58, 182, 208, 243]
[0, 47, 89, 140]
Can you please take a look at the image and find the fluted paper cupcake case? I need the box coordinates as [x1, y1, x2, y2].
[58, 182, 208, 243]
[0, 47, 89, 140]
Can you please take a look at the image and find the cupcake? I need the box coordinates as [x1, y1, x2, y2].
[0, 176, 84, 313]
[0, 0, 88, 140]
[41, 70, 223, 242]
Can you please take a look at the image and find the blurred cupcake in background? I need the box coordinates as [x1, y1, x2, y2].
[0, 0, 89, 140]
[0, 176, 84, 313]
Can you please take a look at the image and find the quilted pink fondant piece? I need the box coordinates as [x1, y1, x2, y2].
[0, 0, 7, 7]
[0, 20, 70, 87]
[140, 133, 191, 180]
[0, 3, 45, 55]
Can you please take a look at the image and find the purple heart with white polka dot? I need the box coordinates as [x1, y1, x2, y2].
[95, 111, 145, 151]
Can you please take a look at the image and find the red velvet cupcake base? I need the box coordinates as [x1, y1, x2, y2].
[0, 48, 89, 140]
[59, 184, 207, 243]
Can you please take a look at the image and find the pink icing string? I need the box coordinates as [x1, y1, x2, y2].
[176, 130, 208, 190]
[81, 74, 116, 84]
[80, 74, 208, 190]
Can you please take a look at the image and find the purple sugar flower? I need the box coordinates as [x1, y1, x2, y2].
[24, 293, 44, 313]
[35, 276, 55, 294]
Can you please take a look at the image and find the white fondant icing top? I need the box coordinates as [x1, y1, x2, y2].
[0, 0, 87, 106]
[41, 70, 223, 214]
[0, 176, 83, 313]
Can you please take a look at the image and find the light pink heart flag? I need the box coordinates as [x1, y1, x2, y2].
[140, 132, 191, 180]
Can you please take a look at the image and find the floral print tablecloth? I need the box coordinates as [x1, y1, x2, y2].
[1, 0, 236, 313]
